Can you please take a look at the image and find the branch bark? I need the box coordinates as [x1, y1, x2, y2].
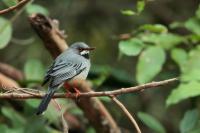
[0, 77, 177, 133]
[111, 96, 141, 133]
[0, 73, 19, 90]
[0, 78, 177, 99]
[0, 62, 24, 81]
[28, 13, 120, 133]
[0, 0, 30, 15]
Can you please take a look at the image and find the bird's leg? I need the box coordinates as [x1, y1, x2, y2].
[72, 82, 81, 99]
[64, 82, 72, 97]
[74, 87, 81, 98]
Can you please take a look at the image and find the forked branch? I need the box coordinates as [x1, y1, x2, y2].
[0, 78, 178, 99]
[0, 77, 177, 133]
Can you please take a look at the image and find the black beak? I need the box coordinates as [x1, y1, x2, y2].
[83, 47, 95, 51]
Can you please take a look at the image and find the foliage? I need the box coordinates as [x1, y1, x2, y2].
[0, 0, 200, 132]
[179, 109, 200, 133]
[24, 59, 45, 81]
[0, 17, 12, 49]
[118, 2, 200, 132]
[119, 38, 144, 56]
[138, 112, 166, 133]
[121, 0, 145, 16]
[118, 4, 200, 102]
[136, 46, 166, 84]
[26, 4, 49, 16]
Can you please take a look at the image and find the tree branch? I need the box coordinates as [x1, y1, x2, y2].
[0, 0, 30, 15]
[0, 78, 177, 99]
[110, 96, 141, 133]
[0, 78, 177, 132]
[0, 73, 19, 90]
[0, 62, 24, 81]
[29, 13, 68, 58]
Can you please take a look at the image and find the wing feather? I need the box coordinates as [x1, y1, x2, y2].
[50, 65, 86, 87]
[42, 57, 86, 87]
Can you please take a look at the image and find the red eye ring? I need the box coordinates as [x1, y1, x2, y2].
[78, 48, 84, 51]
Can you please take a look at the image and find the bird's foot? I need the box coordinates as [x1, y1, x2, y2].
[64, 82, 72, 97]
[73, 87, 81, 100]
[65, 91, 72, 98]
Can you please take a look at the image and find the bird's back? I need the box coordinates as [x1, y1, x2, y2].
[44, 48, 90, 88]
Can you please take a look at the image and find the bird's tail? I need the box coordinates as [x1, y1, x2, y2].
[36, 88, 55, 115]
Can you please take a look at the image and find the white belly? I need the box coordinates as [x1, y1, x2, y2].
[70, 65, 90, 83]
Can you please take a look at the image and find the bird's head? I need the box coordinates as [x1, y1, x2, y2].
[70, 42, 95, 59]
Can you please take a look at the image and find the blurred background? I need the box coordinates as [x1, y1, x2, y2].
[0, 0, 200, 133]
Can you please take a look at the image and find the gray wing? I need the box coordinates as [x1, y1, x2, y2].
[42, 57, 86, 88]
[41, 61, 66, 86]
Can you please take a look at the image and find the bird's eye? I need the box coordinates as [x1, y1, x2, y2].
[78, 48, 84, 51]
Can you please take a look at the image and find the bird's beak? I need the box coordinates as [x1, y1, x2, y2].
[84, 47, 95, 51]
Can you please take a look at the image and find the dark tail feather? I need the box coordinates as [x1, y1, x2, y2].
[36, 89, 55, 115]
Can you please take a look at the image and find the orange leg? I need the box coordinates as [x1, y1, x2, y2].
[73, 87, 81, 98]
[72, 82, 81, 99]
[64, 82, 72, 97]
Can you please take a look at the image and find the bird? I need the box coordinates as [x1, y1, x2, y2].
[36, 42, 94, 115]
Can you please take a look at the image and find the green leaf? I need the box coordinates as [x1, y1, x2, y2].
[2, 0, 17, 7]
[136, 46, 166, 84]
[25, 99, 40, 108]
[119, 38, 144, 56]
[121, 10, 136, 16]
[181, 46, 200, 82]
[1, 107, 26, 128]
[138, 112, 166, 133]
[0, 124, 8, 132]
[92, 72, 109, 87]
[139, 24, 168, 33]
[180, 109, 199, 133]
[44, 102, 60, 125]
[166, 81, 200, 106]
[24, 59, 45, 81]
[170, 48, 188, 72]
[141, 33, 183, 50]
[169, 22, 184, 29]
[26, 4, 49, 15]
[136, 0, 145, 13]
[185, 18, 200, 34]
[24, 117, 48, 133]
[187, 34, 200, 44]
[69, 108, 84, 116]
[191, 128, 200, 133]
[0, 124, 23, 133]
[195, 5, 200, 19]
[0, 17, 12, 49]
[86, 127, 96, 133]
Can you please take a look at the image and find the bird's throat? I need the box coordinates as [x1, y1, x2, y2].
[82, 53, 89, 59]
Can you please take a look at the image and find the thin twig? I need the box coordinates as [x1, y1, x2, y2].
[52, 99, 69, 133]
[110, 95, 141, 133]
[0, 78, 178, 99]
[0, 0, 30, 15]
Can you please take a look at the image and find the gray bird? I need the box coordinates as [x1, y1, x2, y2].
[36, 42, 94, 115]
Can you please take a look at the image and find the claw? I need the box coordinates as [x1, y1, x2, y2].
[64, 82, 72, 98]
[64, 82, 81, 99]
[74, 87, 80, 99]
